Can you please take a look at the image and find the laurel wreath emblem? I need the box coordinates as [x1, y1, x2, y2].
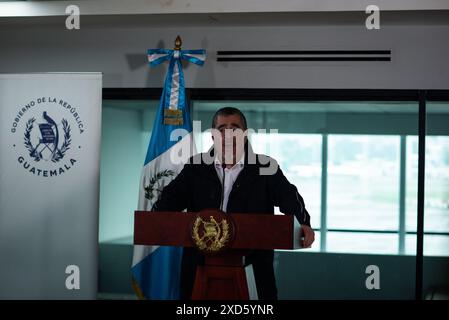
[23, 117, 71, 162]
[144, 169, 175, 200]
[52, 119, 71, 163]
[24, 118, 39, 161]
[192, 216, 230, 253]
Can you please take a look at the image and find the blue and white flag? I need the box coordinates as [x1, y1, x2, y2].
[131, 46, 206, 299]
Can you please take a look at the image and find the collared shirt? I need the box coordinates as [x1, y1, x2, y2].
[214, 154, 245, 212]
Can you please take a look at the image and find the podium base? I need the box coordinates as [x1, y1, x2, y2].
[191, 251, 249, 300]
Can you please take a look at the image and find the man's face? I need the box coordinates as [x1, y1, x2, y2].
[212, 114, 246, 165]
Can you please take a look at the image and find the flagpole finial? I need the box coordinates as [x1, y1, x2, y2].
[174, 36, 182, 50]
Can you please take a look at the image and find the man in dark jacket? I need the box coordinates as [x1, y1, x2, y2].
[153, 107, 315, 300]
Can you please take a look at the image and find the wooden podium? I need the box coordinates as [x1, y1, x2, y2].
[134, 209, 301, 300]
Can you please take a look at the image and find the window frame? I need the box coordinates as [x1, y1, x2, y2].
[103, 88, 449, 300]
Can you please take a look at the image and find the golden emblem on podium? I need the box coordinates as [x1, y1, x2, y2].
[192, 215, 232, 253]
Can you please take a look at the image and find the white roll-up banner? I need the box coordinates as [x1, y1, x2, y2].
[0, 73, 102, 299]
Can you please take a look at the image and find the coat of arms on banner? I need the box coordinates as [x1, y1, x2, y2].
[24, 112, 71, 162]
[9, 96, 86, 178]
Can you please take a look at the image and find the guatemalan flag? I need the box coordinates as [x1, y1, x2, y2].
[131, 46, 206, 299]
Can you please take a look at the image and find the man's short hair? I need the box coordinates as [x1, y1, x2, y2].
[211, 107, 248, 130]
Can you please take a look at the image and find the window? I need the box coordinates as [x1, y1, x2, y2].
[192, 100, 425, 255]
[327, 135, 400, 231]
[98, 90, 449, 300]
[99, 94, 449, 257]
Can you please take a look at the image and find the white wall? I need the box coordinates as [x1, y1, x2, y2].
[0, 11, 448, 89]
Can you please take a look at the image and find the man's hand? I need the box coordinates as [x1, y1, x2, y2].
[301, 225, 315, 248]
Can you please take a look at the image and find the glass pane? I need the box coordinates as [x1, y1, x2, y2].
[327, 135, 400, 231]
[424, 235, 449, 256]
[406, 136, 418, 232]
[405, 234, 417, 256]
[424, 103, 449, 259]
[327, 232, 398, 255]
[424, 136, 449, 234]
[99, 100, 157, 243]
